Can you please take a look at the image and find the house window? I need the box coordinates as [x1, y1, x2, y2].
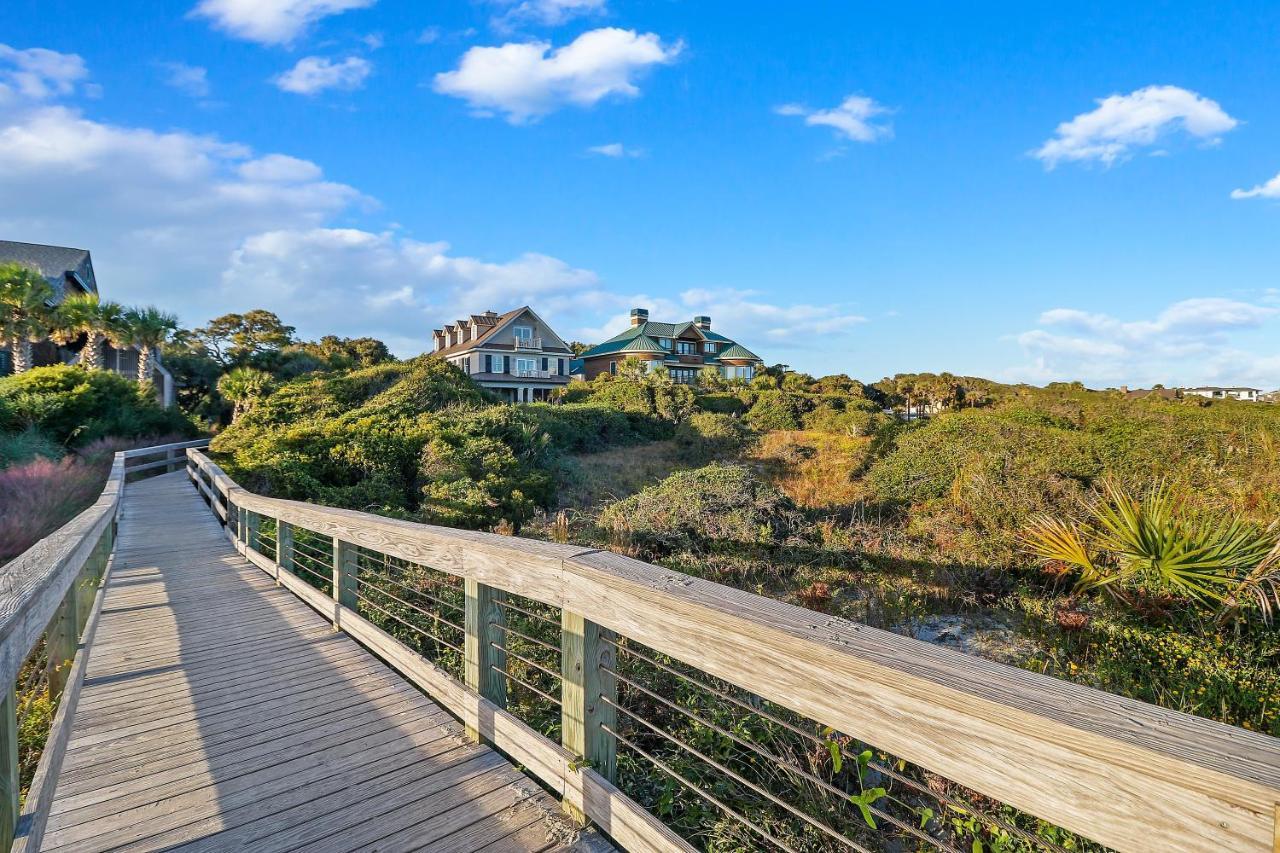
[513, 326, 533, 341]
[516, 357, 537, 376]
[609, 361, 617, 375]
[723, 364, 755, 380]
[677, 341, 695, 355]
[659, 338, 671, 349]
[463, 357, 471, 374]
[703, 342, 716, 353]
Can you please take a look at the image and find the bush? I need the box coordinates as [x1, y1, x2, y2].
[744, 391, 809, 431]
[697, 392, 748, 416]
[674, 412, 750, 461]
[802, 404, 888, 437]
[0, 366, 196, 446]
[0, 427, 61, 467]
[525, 403, 642, 453]
[598, 463, 797, 553]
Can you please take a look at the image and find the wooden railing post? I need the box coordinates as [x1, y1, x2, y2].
[244, 510, 259, 554]
[276, 521, 294, 585]
[561, 611, 617, 823]
[464, 580, 506, 742]
[46, 582, 80, 703]
[0, 685, 17, 850]
[332, 539, 358, 627]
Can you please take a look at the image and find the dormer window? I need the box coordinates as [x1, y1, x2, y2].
[514, 326, 533, 341]
[704, 342, 716, 353]
[659, 338, 671, 349]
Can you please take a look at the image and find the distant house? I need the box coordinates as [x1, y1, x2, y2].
[1184, 386, 1262, 402]
[0, 240, 175, 405]
[577, 309, 763, 384]
[1262, 389, 1280, 403]
[432, 307, 573, 403]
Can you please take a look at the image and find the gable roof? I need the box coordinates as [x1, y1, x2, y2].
[715, 342, 760, 361]
[0, 240, 98, 298]
[432, 306, 572, 359]
[580, 317, 756, 361]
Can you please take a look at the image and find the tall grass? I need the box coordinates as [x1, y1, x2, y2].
[0, 434, 188, 563]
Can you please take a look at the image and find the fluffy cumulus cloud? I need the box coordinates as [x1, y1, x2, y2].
[274, 56, 371, 95]
[1033, 85, 1238, 168]
[0, 44, 89, 104]
[159, 62, 210, 98]
[433, 28, 681, 123]
[775, 95, 893, 143]
[190, 0, 376, 46]
[1007, 297, 1279, 387]
[492, 0, 607, 29]
[1231, 171, 1280, 201]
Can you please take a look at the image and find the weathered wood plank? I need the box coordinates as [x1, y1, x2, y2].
[41, 472, 591, 853]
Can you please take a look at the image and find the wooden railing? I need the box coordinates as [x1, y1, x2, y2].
[0, 438, 209, 851]
[185, 448, 1280, 853]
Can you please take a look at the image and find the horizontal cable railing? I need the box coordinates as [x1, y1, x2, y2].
[186, 448, 1280, 853]
[0, 438, 209, 852]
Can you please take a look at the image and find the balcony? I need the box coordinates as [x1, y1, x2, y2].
[513, 337, 543, 351]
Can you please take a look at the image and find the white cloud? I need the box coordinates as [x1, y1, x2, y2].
[190, 0, 376, 46]
[236, 153, 324, 182]
[274, 56, 371, 95]
[160, 62, 210, 98]
[0, 45, 89, 104]
[586, 142, 642, 158]
[1007, 297, 1279, 386]
[433, 28, 681, 123]
[1033, 85, 1238, 168]
[417, 27, 441, 44]
[775, 95, 893, 143]
[1231, 172, 1280, 200]
[493, 0, 607, 29]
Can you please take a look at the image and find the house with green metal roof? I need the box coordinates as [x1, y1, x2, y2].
[576, 309, 763, 384]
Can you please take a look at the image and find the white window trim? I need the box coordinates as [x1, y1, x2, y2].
[513, 325, 533, 340]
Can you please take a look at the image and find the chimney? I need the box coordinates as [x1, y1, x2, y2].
[630, 308, 649, 327]
[694, 315, 711, 331]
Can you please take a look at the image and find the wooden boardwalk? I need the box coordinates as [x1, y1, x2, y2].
[41, 473, 603, 853]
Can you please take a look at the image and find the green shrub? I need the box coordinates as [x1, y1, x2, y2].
[598, 463, 797, 553]
[744, 391, 808, 431]
[697, 392, 748, 416]
[802, 404, 888, 437]
[525, 403, 642, 453]
[0, 427, 61, 467]
[673, 412, 750, 461]
[0, 366, 196, 446]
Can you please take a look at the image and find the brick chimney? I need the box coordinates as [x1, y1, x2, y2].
[694, 315, 711, 331]
[630, 308, 649, 327]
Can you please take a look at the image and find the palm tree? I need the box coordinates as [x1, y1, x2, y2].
[1023, 480, 1280, 614]
[124, 306, 178, 385]
[217, 367, 273, 421]
[52, 293, 128, 371]
[0, 263, 55, 374]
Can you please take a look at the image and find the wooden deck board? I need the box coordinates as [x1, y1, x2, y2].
[44, 472, 604, 853]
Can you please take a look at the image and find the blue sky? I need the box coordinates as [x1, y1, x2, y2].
[2, 1, 1278, 387]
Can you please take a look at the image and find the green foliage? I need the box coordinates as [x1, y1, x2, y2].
[190, 309, 295, 367]
[0, 365, 195, 447]
[599, 463, 797, 554]
[744, 390, 808, 431]
[560, 373, 695, 435]
[217, 366, 274, 421]
[1024, 480, 1280, 614]
[0, 426, 61, 467]
[673, 412, 750, 462]
[523, 402, 645, 453]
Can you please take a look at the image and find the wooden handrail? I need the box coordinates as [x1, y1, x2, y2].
[0, 438, 209, 850]
[185, 448, 1280, 853]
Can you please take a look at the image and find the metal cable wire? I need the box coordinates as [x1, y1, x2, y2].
[605, 723, 809, 853]
[354, 590, 463, 655]
[355, 564, 465, 614]
[493, 597, 560, 627]
[356, 577, 465, 636]
[605, 638, 1070, 853]
[489, 641, 561, 684]
[606, 696, 880, 853]
[488, 622, 560, 656]
[490, 664, 561, 707]
[604, 666, 953, 851]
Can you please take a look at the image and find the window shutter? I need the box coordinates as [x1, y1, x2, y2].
[541, 357, 548, 371]
[484, 354, 492, 373]
[503, 355, 510, 373]
[557, 358, 564, 376]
